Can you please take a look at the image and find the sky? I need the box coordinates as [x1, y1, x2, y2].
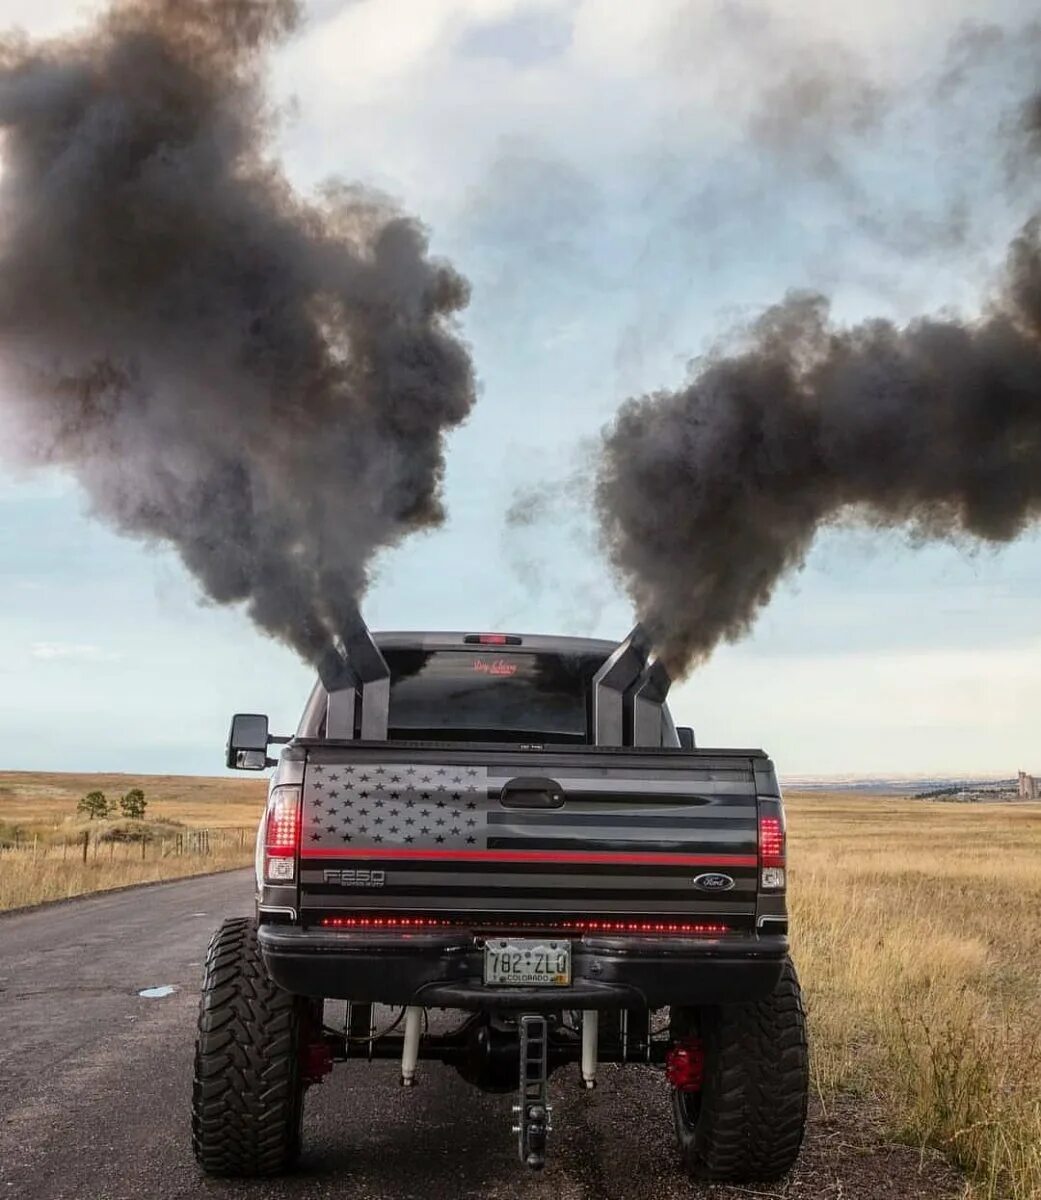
[1, 0, 1040, 777]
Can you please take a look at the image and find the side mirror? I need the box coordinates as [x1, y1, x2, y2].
[677, 726, 696, 750]
[226, 713, 270, 770]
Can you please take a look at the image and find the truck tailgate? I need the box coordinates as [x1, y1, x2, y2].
[297, 746, 762, 926]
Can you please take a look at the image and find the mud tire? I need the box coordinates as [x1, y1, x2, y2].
[670, 957, 808, 1182]
[191, 917, 306, 1177]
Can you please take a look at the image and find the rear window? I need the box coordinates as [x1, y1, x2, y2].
[383, 649, 606, 743]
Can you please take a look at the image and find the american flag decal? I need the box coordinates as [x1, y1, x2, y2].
[298, 754, 762, 914]
[303, 762, 490, 852]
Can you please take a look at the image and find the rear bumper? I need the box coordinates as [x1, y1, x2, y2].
[257, 925, 788, 1009]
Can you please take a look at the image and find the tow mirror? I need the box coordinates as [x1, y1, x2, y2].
[677, 726, 696, 750]
[226, 713, 270, 770]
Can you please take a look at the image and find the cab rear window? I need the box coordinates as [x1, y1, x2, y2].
[383, 649, 606, 743]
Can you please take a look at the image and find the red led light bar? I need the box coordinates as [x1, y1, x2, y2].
[463, 633, 522, 645]
[564, 919, 729, 935]
[317, 915, 729, 936]
[758, 816, 785, 868]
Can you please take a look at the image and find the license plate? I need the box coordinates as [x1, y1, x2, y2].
[483, 938, 571, 987]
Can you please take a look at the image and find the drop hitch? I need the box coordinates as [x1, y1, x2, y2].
[512, 1015, 552, 1169]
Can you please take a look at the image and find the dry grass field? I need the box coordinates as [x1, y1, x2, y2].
[787, 793, 1041, 1200]
[0, 770, 265, 910]
[2, 772, 1038, 1196]
[0, 770, 265, 828]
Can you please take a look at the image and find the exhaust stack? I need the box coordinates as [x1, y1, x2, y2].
[317, 614, 391, 741]
[591, 626, 651, 746]
[628, 658, 672, 748]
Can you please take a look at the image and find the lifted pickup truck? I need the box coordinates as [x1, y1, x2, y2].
[192, 626, 807, 1181]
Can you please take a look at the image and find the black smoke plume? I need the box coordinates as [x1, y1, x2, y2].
[0, 0, 474, 661]
[596, 91, 1041, 676]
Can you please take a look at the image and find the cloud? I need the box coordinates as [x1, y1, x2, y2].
[30, 642, 121, 663]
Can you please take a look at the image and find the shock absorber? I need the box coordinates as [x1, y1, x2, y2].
[580, 1010, 599, 1088]
[400, 1006, 423, 1087]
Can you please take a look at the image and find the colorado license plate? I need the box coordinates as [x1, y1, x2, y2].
[483, 938, 571, 987]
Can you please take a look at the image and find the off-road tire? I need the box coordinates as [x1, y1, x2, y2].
[670, 957, 808, 1182]
[191, 917, 307, 1177]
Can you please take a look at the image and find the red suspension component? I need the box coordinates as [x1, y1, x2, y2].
[300, 1037, 334, 1087]
[299, 1001, 334, 1087]
[665, 1037, 705, 1092]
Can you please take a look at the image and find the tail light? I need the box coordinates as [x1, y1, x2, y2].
[264, 785, 301, 883]
[758, 814, 785, 890]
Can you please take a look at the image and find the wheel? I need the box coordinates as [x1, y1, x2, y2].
[669, 957, 808, 1182]
[191, 916, 307, 1177]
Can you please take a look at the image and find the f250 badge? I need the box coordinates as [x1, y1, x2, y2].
[691, 872, 735, 892]
[323, 869, 386, 888]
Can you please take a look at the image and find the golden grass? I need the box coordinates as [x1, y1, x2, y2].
[0, 770, 265, 911]
[0, 833, 254, 910]
[788, 793, 1041, 1200]
[0, 769, 265, 829]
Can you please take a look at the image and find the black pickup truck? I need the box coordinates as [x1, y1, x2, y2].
[192, 627, 807, 1181]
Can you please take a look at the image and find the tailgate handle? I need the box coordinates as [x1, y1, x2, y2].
[499, 777, 566, 809]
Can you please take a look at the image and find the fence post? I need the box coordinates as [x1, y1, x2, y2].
[141, 837, 146, 861]
[82, 830, 89, 863]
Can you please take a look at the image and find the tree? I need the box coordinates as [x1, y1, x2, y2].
[119, 788, 147, 819]
[77, 790, 109, 820]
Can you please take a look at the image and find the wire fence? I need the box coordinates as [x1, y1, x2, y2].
[0, 827, 255, 864]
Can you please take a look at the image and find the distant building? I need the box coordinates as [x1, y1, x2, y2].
[1018, 771, 1038, 800]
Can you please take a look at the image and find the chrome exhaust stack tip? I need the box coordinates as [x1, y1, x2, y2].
[318, 610, 390, 741]
[590, 624, 651, 747]
[628, 657, 672, 748]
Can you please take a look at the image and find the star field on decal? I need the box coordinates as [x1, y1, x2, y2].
[304, 764, 491, 852]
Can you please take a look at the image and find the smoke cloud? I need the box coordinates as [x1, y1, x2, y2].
[0, 0, 474, 662]
[596, 89, 1041, 677]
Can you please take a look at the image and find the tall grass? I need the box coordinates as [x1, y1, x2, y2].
[0, 769, 263, 911]
[788, 795, 1041, 1200]
[0, 827, 254, 911]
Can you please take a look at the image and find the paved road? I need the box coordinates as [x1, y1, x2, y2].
[0, 872, 961, 1200]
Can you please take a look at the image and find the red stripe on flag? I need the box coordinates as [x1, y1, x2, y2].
[298, 847, 758, 867]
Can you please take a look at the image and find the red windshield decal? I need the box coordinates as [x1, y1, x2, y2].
[472, 658, 518, 677]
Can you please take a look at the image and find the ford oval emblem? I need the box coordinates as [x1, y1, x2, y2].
[692, 872, 735, 892]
